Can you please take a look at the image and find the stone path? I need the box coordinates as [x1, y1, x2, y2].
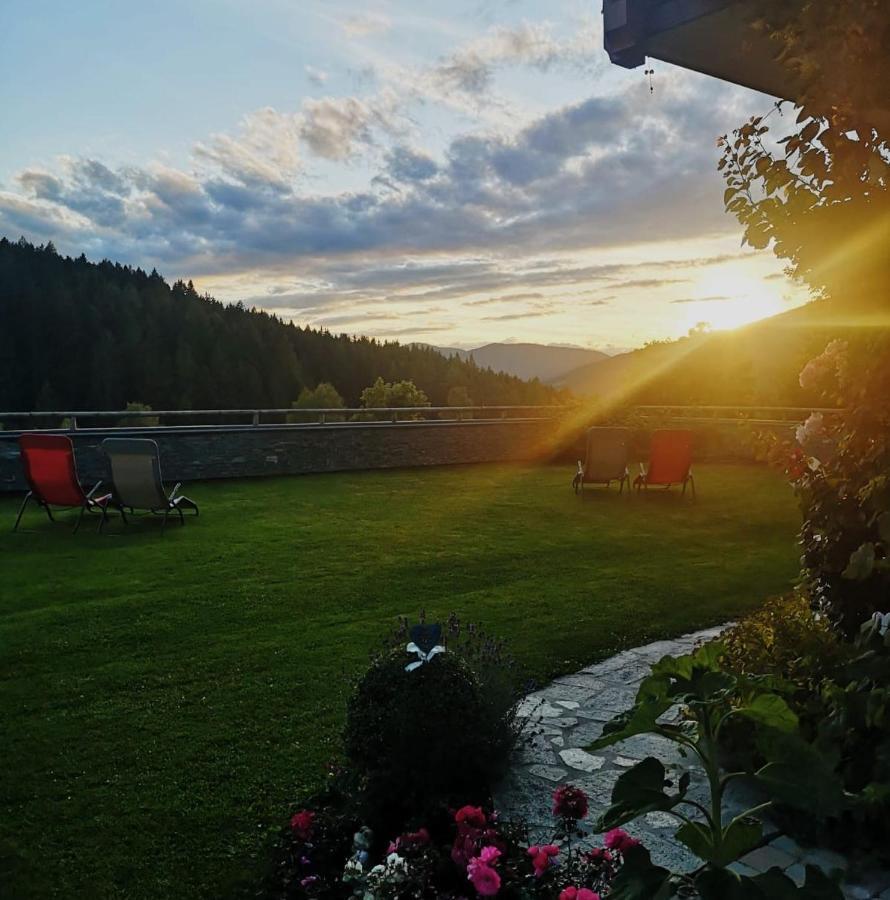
[494, 626, 890, 899]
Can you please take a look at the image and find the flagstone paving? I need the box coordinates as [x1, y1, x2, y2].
[494, 627, 890, 899]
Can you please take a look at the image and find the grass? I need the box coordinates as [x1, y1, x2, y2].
[0, 462, 801, 899]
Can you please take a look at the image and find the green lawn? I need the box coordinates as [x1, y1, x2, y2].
[0, 462, 800, 899]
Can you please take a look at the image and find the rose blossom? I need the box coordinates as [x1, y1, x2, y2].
[552, 785, 589, 821]
[290, 810, 315, 841]
[559, 888, 601, 900]
[604, 828, 641, 853]
[468, 862, 501, 896]
[455, 805, 487, 828]
[527, 843, 559, 877]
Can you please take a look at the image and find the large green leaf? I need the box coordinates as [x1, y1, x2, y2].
[588, 674, 673, 751]
[676, 816, 761, 867]
[595, 757, 685, 831]
[755, 731, 846, 817]
[695, 867, 754, 900]
[608, 845, 677, 900]
[735, 693, 798, 733]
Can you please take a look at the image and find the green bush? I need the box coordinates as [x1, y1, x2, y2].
[720, 593, 848, 685]
[343, 625, 520, 832]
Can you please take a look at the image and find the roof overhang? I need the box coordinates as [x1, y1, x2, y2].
[603, 0, 801, 101]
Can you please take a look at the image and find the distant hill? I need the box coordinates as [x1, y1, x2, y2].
[0, 237, 567, 411]
[428, 342, 609, 382]
[551, 299, 868, 407]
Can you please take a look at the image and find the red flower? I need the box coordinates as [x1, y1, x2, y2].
[604, 828, 641, 853]
[290, 809, 315, 841]
[560, 888, 600, 900]
[455, 805, 487, 828]
[552, 785, 589, 821]
[527, 843, 559, 877]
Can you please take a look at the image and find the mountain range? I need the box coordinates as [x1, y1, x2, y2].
[428, 342, 609, 382]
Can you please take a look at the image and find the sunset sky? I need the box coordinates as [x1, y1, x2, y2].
[0, 0, 809, 352]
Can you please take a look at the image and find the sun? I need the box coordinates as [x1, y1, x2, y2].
[681, 264, 790, 332]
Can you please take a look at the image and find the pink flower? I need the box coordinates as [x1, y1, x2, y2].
[468, 861, 501, 896]
[388, 827, 431, 855]
[604, 828, 641, 853]
[527, 843, 559, 877]
[552, 785, 589, 821]
[289, 810, 315, 841]
[585, 847, 613, 863]
[479, 846, 502, 865]
[300, 875, 318, 888]
[455, 805, 487, 828]
[559, 888, 600, 900]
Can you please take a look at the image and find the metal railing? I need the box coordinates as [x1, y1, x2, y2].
[630, 405, 844, 426]
[0, 405, 573, 431]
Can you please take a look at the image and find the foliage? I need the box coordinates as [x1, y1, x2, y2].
[588, 642, 844, 899]
[719, 593, 847, 685]
[0, 237, 567, 412]
[756, 337, 890, 634]
[446, 385, 472, 407]
[721, 2, 890, 307]
[343, 619, 521, 833]
[359, 377, 430, 420]
[264, 785, 630, 899]
[801, 615, 890, 857]
[118, 401, 159, 427]
[289, 383, 345, 423]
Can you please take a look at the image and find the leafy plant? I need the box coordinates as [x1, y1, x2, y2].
[344, 616, 523, 833]
[719, 593, 848, 685]
[587, 643, 845, 899]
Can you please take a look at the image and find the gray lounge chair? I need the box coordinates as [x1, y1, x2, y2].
[101, 438, 198, 529]
[572, 426, 631, 494]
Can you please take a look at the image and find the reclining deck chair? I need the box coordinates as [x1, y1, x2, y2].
[13, 433, 113, 532]
[102, 438, 198, 530]
[572, 426, 631, 494]
[634, 430, 695, 497]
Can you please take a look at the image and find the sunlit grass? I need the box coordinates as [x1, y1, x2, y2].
[0, 463, 800, 899]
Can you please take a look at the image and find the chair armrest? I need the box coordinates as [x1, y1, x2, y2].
[86, 481, 103, 498]
[576, 460, 584, 476]
[167, 482, 182, 502]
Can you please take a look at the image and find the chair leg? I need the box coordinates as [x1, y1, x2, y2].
[162, 509, 170, 534]
[177, 506, 184, 525]
[13, 492, 33, 531]
[688, 475, 696, 501]
[74, 506, 86, 534]
[97, 506, 110, 533]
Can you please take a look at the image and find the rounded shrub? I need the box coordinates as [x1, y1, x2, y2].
[344, 648, 516, 830]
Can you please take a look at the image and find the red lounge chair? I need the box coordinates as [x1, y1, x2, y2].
[634, 430, 696, 498]
[13, 433, 113, 532]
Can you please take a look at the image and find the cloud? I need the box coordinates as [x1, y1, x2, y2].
[305, 65, 329, 86]
[194, 107, 302, 186]
[298, 93, 399, 160]
[669, 295, 733, 304]
[340, 12, 391, 39]
[433, 21, 599, 96]
[0, 63, 761, 326]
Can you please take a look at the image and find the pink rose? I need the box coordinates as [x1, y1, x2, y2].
[604, 828, 641, 853]
[553, 785, 589, 821]
[468, 862, 501, 896]
[479, 846, 501, 865]
[560, 888, 601, 900]
[455, 805, 487, 827]
[527, 843, 559, 877]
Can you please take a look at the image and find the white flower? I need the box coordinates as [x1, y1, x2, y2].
[871, 611, 890, 635]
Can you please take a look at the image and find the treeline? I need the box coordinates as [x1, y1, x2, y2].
[0, 238, 568, 412]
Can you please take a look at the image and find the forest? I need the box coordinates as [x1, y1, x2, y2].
[0, 238, 567, 412]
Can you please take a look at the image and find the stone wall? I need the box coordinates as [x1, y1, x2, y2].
[0, 418, 564, 493]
